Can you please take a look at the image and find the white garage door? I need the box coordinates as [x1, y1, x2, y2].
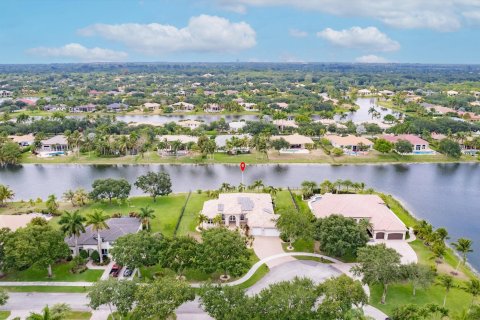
[251, 227, 280, 237]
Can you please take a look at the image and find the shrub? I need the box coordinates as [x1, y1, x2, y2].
[79, 249, 89, 259]
[91, 250, 100, 263]
[280, 232, 289, 243]
[331, 147, 344, 157]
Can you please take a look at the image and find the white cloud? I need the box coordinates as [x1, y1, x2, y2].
[216, 0, 480, 31]
[78, 15, 256, 55]
[463, 11, 480, 24]
[317, 26, 400, 52]
[27, 43, 128, 62]
[355, 55, 389, 63]
[289, 29, 308, 38]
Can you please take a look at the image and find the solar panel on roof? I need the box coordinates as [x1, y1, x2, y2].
[238, 197, 254, 211]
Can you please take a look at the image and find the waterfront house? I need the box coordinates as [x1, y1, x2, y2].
[325, 135, 373, 153]
[229, 121, 247, 132]
[446, 90, 459, 96]
[44, 104, 67, 112]
[106, 103, 128, 112]
[201, 193, 280, 237]
[0, 213, 51, 231]
[40, 135, 68, 152]
[171, 102, 195, 112]
[0, 90, 13, 98]
[309, 194, 408, 240]
[8, 133, 35, 146]
[358, 89, 372, 96]
[65, 217, 142, 257]
[177, 119, 203, 130]
[143, 102, 160, 111]
[272, 119, 298, 130]
[204, 103, 223, 113]
[271, 134, 314, 151]
[382, 134, 432, 154]
[71, 104, 96, 113]
[240, 102, 258, 112]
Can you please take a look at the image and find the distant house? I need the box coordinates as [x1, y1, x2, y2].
[143, 102, 160, 111]
[271, 134, 314, 151]
[0, 213, 51, 231]
[229, 121, 247, 132]
[71, 104, 96, 113]
[420, 103, 456, 115]
[44, 104, 67, 112]
[40, 135, 68, 152]
[382, 134, 432, 153]
[309, 194, 408, 240]
[446, 90, 459, 96]
[204, 103, 223, 113]
[157, 135, 198, 156]
[215, 134, 251, 152]
[240, 102, 258, 112]
[224, 90, 239, 96]
[358, 89, 372, 96]
[106, 103, 128, 112]
[8, 134, 35, 146]
[171, 102, 195, 112]
[270, 102, 289, 109]
[65, 217, 142, 257]
[272, 119, 298, 130]
[201, 193, 280, 237]
[177, 119, 203, 130]
[17, 98, 37, 106]
[379, 90, 395, 97]
[431, 133, 478, 155]
[325, 135, 373, 153]
[203, 90, 216, 96]
[0, 90, 13, 98]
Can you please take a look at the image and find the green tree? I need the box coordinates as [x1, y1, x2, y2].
[271, 138, 289, 153]
[4, 225, 69, 278]
[400, 263, 435, 296]
[0, 141, 22, 166]
[85, 209, 110, 264]
[110, 231, 167, 278]
[27, 303, 72, 320]
[314, 214, 369, 257]
[134, 171, 172, 202]
[438, 274, 454, 307]
[464, 279, 480, 308]
[45, 194, 59, 214]
[87, 278, 137, 319]
[200, 283, 254, 320]
[391, 303, 448, 320]
[300, 180, 317, 199]
[352, 244, 401, 304]
[163, 236, 198, 277]
[395, 140, 414, 154]
[198, 228, 250, 278]
[0, 185, 14, 206]
[318, 274, 368, 316]
[439, 139, 462, 158]
[452, 238, 473, 271]
[89, 178, 131, 203]
[58, 210, 86, 256]
[0, 289, 8, 307]
[276, 209, 313, 250]
[132, 276, 194, 319]
[138, 205, 155, 230]
[373, 138, 394, 153]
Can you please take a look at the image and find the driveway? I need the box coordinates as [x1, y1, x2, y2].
[371, 240, 418, 264]
[252, 236, 294, 268]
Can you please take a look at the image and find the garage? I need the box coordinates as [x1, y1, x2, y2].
[251, 227, 280, 237]
[387, 233, 404, 240]
[375, 232, 385, 239]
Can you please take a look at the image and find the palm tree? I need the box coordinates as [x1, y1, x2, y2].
[300, 181, 317, 199]
[86, 209, 110, 264]
[213, 214, 223, 226]
[73, 189, 89, 206]
[334, 179, 344, 194]
[452, 238, 474, 271]
[0, 184, 15, 206]
[438, 274, 454, 307]
[250, 180, 264, 191]
[319, 180, 334, 194]
[58, 210, 86, 256]
[265, 186, 278, 197]
[465, 279, 480, 309]
[62, 190, 75, 205]
[46, 194, 59, 214]
[220, 183, 233, 193]
[238, 183, 246, 192]
[197, 213, 208, 229]
[138, 206, 156, 230]
[27, 303, 71, 320]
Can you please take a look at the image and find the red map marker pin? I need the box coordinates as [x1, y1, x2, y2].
[240, 162, 246, 172]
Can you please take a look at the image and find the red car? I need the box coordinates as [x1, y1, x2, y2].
[109, 264, 122, 277]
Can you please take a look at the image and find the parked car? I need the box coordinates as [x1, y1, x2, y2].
[123, 267, 133, 277]
[110, 264, 122, 277]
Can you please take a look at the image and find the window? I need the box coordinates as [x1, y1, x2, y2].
[101, 249, 108, 255]
[207, 219, 213, 224]
[240, 214, 245, 221]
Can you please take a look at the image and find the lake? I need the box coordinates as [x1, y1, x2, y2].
[0, 162, 479, 269]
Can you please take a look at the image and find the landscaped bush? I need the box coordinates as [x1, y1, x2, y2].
[71, 255, 87, 274]
[280, 232, 289, 243]
[331, 147, 344, 157]
[79, 249, 89, 259]
[91, 250, 100, 263]
[111, 212, 122, 218]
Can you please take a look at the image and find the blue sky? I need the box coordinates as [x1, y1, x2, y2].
[2, 0, 480, 64]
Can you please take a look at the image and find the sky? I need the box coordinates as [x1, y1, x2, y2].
[2, 0, 480, 64]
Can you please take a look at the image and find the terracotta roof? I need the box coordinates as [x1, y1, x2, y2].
[272, 134, 313, 145]
[326, 135, 373, 146]
[382, 134, 428, 146]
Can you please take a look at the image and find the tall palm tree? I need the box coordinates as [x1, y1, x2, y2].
[465, 279, 480, 309]
[0, 184, 15, 206]
[138, 206, 156, 230]
[197, 213, 208, 229]
[58, 210, 86, 256]
[213, 214, 223, 226]
[438, 274, 454, 307]
[452, 238, 474, 271]
[86, 209, 110, 264]
[251, 179, 264, 191]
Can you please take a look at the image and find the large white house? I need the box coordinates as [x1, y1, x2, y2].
[201, 193, 280, 237]
[65, 217, 142, 257]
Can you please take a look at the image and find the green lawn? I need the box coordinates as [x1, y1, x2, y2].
[0, 311, 10, 320]
[235, 264, 269, 290]
[282, 238, 314, 253]
[176, 193, 210, 236]
[64, 311, 92, 320]
[3, 286, 89, 293]
[370, 283, 476, 316]
[1, 261, 103, 282]
[379, 193, 417, 227]
[273, 190, 296, 212]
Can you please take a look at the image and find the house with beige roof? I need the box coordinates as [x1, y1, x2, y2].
[143, 102, 160, 111]
[325, 135, 373, 153]
[382, 134, 434, 154]
[9, 133, 35, 146]
[201, 193, 279, 236]
[271, 134, 314, 151]
[171, 102, 195, 112]
[39, 135, 68, 152]
[309, 194, 408, 240]
[0, 213, 52, 231]
[272, 119, 298, 130]
[204, 103, 223, 113]
[177, 119, 203, 130]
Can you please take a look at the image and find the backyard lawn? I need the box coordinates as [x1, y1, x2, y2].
[0, 311, 10, 320]
[0, 261, 103, 282]
[175, 193, 210, 236]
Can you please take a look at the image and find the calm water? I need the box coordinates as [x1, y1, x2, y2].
[1, 163, 479, 268]
[333, 97, 399, 122]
